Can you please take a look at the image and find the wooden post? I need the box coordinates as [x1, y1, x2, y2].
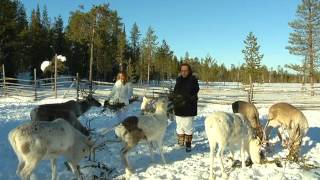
[34, 68, 37, 100]
[76, 73, 79, 101]
[54, 54, 57, 98]
[249, 74, 254, 103]
[2, 64, 6, 96]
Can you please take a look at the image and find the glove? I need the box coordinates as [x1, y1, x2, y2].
[188, 95, 198, 103]
[173, 94, 187, 108]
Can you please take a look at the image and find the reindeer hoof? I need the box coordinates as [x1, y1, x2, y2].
[222, 172, 228, 179]
[209, 174, 216, 180]
[125, 168, 133, 177]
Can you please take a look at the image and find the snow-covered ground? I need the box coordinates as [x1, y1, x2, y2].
[1, 84, 320, 180]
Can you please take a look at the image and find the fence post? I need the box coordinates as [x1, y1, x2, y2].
[2, 64, 6, 96]
[54, 54, 57, 98]
[76, 73, 79, 101]
[248, 74, 254, 103]
[34, 68, 37, 100]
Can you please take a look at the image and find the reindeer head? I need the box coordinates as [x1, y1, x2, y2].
[249, 136, 262, 164]
[79, 136, 96, 159]
[85, 95, 102, 107]
[154, 96, 169, 113]
[141, 96, 157, 114]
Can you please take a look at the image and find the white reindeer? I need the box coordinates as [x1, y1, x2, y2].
[8, 118, 94, 180]
[141, 95, 175, 121]
[115, 97, 169, 176]
[140, 96, 156, 114]
[205, 112, 262, 180]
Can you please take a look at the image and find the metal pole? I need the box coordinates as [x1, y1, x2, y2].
[54, 54, 57, 98]
[2, 64, 6, 96]
[34, 68, 37, 100]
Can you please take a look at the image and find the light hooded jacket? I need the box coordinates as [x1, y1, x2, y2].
[108, 80, 133, 105]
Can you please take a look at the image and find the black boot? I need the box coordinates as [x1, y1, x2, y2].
[177, 134, 185, 147]
[185, 134, 193, 152]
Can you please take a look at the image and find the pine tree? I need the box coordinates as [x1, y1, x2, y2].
[0, 0, 28, 76]
[242, 32, 264, 83]
[129, 22, 141, 80]
[141, 26, 157, 84]
[286, 0, 320, 95]
[27, 5, 49, 78]
[155, 40, 173, 80]
[52, 16, 65, 55]
[42, 5, 51, 31]
[67, 4, 123, 81]
[116, 26, 127, 72]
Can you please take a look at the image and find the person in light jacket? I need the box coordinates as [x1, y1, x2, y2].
[105, 72, 133, 108]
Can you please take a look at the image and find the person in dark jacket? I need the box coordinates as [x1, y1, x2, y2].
[173, 63, 199, 152]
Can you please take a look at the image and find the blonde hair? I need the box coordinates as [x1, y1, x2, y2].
[117, 72, 128, 84]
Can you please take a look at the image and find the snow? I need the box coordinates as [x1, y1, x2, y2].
[40, 61, 51, 72]
[57, 55, 66, 62]
[1, 84, 320, 180]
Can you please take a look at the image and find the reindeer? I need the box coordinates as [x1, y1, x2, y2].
[264, 102, 309, 158]
[8, 118, 95, 180]
[232, 100, 263, 140]
[205, 112, 262, 180]
[30, 96, 101, 136]
[141, 95, 174, 121]
[115, 97, 169, 176]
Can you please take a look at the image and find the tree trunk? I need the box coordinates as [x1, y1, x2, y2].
[2, 64, 6, 96]
[147, 52, 151, 84]
[54, 54, 57, 98]
[248, 74, 253, 103]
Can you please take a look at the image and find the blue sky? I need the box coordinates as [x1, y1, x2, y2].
[22, 0, 302, 69]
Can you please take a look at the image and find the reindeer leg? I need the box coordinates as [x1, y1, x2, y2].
[16, 160, 25, 178]
[277, 128, 287, 148]
[51, 159, 57, 180]
[241, 140, 246, 168]
[156, 139, 166, 164]
[147, 141, 155, 162]
[121, 145, 134, 176]
[20, 159, 39, 180]
[68, 162, 82, 180]
[209, 142, 216, 180]
[217, 145, 225, 174]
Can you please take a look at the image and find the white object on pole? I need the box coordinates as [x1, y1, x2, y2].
[57, 55, 66, 62]
[40, 61, 51, 72]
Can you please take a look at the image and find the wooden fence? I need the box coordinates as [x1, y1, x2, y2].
[1, 64, 319, 104]
[0, 64, 174, 101]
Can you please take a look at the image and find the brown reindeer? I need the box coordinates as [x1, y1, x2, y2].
[264, 102, 309, 159]
[30, 96, 101, 136]
[232, 100, 263, 140]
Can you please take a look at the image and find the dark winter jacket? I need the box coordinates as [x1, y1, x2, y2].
[173, 74, 199, 116]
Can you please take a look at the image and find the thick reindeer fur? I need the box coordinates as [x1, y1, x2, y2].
[205, 112, 261, 179]
[8, 118, 94, 180]
[232, 101, 263, 140]
[140, 96, 155, 114]
[30, 96, 101, 136]
[116, 97, 168, 176]
[266, 102, 309, 150]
